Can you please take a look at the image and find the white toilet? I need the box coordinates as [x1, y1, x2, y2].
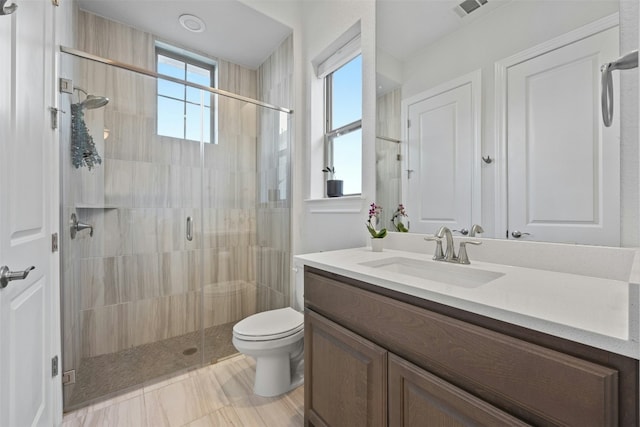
[232, 274, 304, 397]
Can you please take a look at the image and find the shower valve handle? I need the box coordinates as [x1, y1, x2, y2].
[70, 213, 93, 239]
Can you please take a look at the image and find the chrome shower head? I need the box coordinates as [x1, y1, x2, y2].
[79, 94, 109, 110]
[73, 87, 109, 110]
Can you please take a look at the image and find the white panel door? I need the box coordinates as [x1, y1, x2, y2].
[405, 72, 480, 235]
[0, 1, 55, 426]
[507, 27, 619, 245]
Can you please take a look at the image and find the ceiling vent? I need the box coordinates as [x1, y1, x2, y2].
[454, 0, 488, 17]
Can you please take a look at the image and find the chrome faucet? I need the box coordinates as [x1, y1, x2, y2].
[425, 225, 482, 264]
[469, 224, 484, 237]
[436, 226, 455, 261]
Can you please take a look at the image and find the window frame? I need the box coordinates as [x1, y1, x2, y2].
[324, 54, 363, 196]
[155, 46, 217, 144]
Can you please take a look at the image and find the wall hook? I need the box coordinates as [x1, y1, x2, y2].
[482, 155, 493, 164]
[0, 0, 17, 15]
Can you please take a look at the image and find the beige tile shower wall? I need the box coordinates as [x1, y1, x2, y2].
[68, 11, 259, 359]
[376, 88, 402, 228]
[256, 35, 293, 311]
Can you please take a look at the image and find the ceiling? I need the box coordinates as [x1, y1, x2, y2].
[77, 0, 293, 70]
[79, 0, 508, 72]
[375, 0, 511, 94]
[376, 0, 511, 63]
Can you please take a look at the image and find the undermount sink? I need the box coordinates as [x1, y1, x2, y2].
[359, 257, 504, 288]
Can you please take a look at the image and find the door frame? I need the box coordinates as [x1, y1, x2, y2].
[400, 69, 482, 231]
[48, 3, 63, 425]
[493, 13, 620, 239]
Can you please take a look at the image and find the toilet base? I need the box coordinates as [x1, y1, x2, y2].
[232, 332, 304, 397]
[252, 341, 304, 397]
[253, 356, 291, 397]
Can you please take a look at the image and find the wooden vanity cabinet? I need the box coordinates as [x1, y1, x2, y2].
[305, 309, 527, 427]
[303, 266, 639, 427]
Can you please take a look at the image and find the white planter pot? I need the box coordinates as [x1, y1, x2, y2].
[371, 238, 384, 252]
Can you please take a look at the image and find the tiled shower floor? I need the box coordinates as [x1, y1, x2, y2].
[66, 322, 238, 410]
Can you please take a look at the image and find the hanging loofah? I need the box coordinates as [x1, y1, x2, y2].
[71, 103, 102, 170]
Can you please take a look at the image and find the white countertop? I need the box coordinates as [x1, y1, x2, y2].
[295, 246, 640, 359]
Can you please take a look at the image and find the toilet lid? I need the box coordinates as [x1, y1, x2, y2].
[233, 307, 303, 341]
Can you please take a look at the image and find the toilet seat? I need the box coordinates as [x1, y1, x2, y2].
[233, 307, 303, 342]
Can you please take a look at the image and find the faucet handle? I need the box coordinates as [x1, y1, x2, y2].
[470, 224, 484, 237]
[424, 236, 444, 260]
[457, 240, 482, 265]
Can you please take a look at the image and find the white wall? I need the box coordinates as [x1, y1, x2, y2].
[401, 0, 620, 240]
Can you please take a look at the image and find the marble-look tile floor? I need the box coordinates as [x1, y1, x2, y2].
[62, 355, 304, 426]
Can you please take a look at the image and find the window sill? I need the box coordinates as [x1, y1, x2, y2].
[305, 195, 364, 214]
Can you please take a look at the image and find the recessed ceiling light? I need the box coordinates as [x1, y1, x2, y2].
[179, 14, 205, 33]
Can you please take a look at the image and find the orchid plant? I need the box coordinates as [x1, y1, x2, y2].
[366, 202, 387, 238]
[391, 204, 409, 232]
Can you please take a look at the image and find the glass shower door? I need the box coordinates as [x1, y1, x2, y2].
[60, 53, 206, 410]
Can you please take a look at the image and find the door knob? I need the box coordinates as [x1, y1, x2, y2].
[0, 265, 35, 289]
[511, 231, 531, 238]
[0, 0, 18, 16]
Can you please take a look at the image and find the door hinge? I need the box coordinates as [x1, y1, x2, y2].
[506, 229, 509, 239]
[52, 356, 58, 377]
[62, 370, 76, 385]
[407, 119, 411, 128]
[51, 0, 60, 7]
[51, 233, 58, 253]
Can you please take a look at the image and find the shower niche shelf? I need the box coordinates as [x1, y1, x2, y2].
[75, 204, 119, 210]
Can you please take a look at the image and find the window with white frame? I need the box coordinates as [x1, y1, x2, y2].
[156, 46, 216, 143]
[324, 53, 362, 196]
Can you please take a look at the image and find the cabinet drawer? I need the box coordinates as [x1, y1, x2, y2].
[305, 269, 619, 426]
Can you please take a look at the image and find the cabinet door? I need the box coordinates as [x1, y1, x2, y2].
[305, 310, 387, 427]
[389, 354, 530, 427]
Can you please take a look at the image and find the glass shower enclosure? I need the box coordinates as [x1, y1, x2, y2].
[59, 46, 292, 410]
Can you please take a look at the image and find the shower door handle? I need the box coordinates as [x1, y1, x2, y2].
[186, 216, 193, 241]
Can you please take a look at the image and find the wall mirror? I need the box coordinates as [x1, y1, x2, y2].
[376, 0, 638, 247]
